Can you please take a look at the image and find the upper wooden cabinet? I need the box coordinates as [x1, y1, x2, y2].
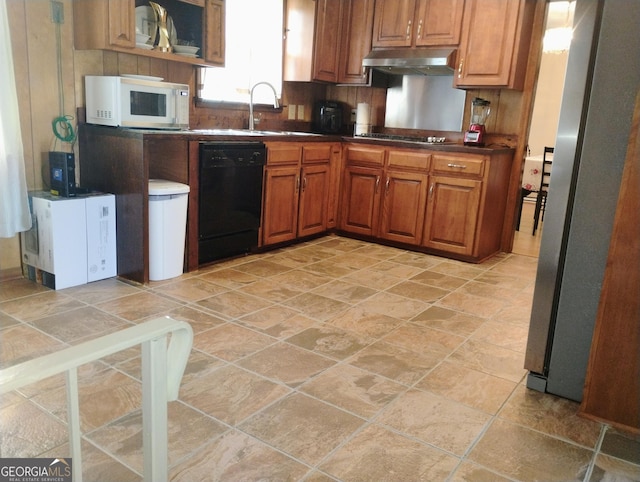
[372, 0, 465, 48]
[338, 0, 375, 84]
[73, 0, 225, 67]
[312, 0, 344, 83]
[454, 0, 535, 89]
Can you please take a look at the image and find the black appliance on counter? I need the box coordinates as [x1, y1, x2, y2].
[312, 101, 343, 134]
[198, 142, 266, 264]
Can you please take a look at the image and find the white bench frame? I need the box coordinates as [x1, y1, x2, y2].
[0, 316, 193, 482]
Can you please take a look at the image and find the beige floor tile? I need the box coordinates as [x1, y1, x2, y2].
[299, 364, 405, 419]
[180, 364, 290, 425]
[381, 323, 465, 357]
[449, 340, 527, 383]
[437, 290, 506, 319]
[231, 258, 293, 277]
[0, 277, 49, 302]
[357, 291, 429, 320]
[0, 291, 86, 322]
[286, 325, 370, 360]
[197, 267, 260, 289]
[460, 280, 523, 303]
[95, 291, 183, 322]
[349, 341, 443, 385]
[468, 419, 593, 481]
[473, 270, 533, 291]
[239, 393, 364, 465]
[262, 313, 317, 339]
[239, 304, 301, 330]
[411, 305, 485, 337]
[589, 454, 640, 481]
[0, 398, 68, 457]
[319, 424, 458, 481]
[0, 312, 20, 329]
[600, 427, 640, 465]
[327, 306, 404, 338]
[157, 305, 226, 334]
[269, 269, 334, 291]
[0, 324, 67, 368]
[169, 429, 310, 482]
[237, 278, 303, 302]
[33, 367, 142, 432]
[367, 259, 426, 278]
[194, 290, 272, 319]
[193, 323, 274, 361]
[450, 461, 515, 481]
[342, 267, 404, 291]
[386, 280, 451, 303]
[429, 261, 486, 280]
[410, 269, 468, 290]
[377, 389, 491, 455]
[416, 361, 517, 414]
[499, 385, 603, 448]
[390, 252, 444, 270]
[470, 320, 530, 353]
[42, 439, 142, 482]
[88, 401, 227, 473]
[30, 306, 130, 343]
[150, 277, 228, 302]
[310, 279, 378, 304]
[351, 243, 408, 260]
[60, 278, 143, 304]
[237, 342, 336, 387]
[282, 292, 350, 322]
[302, 260, 360, 278]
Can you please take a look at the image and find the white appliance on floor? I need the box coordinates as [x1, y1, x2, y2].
[21, 191, 117, 290]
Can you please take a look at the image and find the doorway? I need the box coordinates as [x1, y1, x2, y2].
[512, 1, 574, 257]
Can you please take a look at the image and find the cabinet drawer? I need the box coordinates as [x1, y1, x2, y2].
[388, 150, 431, 171]
[431, 155, 485, 177]
[302, 144, 332, 164]
[266, 143, 302, 165]
[344, 145, 386, 166]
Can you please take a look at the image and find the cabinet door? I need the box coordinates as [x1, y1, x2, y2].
[338, 0, 375, 84]
[372, 0, 416, 47]
[339, 165, 382, 236]
[415, 0, 464, 46]
[204, 0, 225, 65]
[107, 0, 135, 47]
[313, 0, 344, 82]
[379, 170, 429, 245]
[455, 0, 529, 88]
[423, 175, 481, 256]
[299, 164, 330, 237]
[262, 166, 300, 246]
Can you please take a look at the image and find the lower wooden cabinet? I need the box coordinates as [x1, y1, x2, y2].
[379, 170, 429, 245]
[422, 175, 481, 255]
[340, 165, 382, 236]
[262, 142, 336, 246]
[339, 143, 513, 262]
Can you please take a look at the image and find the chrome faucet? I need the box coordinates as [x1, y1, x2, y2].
[249, 82, 280, 130]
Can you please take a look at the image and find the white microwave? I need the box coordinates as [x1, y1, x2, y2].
[85, 75, 190, 130]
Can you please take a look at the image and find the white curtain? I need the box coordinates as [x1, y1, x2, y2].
[0, 0, 31, 238]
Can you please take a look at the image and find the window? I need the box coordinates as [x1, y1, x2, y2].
[199, 0, 284, 105]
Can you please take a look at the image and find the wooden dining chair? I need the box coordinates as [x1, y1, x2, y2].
[532, 146, 554, 235]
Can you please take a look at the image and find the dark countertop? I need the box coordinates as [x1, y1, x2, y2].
[80, 125, 514, 154]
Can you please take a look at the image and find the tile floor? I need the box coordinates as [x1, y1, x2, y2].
[1, 235, 639, 481]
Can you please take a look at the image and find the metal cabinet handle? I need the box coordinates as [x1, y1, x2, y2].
[417, 19, 423, 39]
[429, 183, 434, 197]
[406, 20, 412, 39]
[375, 175, 380, 193]
[385, 177, 390, 194]
[458, 58, 464, 78]
[296, 175, 300, 193]
[302, 176, 307, 192]
[447, 163, 467, 169]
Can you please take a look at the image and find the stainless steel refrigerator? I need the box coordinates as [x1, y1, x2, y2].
[524, 0, 640, 402]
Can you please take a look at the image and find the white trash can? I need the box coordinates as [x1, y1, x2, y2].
[148, 179, 190, 281]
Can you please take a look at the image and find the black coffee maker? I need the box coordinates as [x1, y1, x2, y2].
[312, 101, 343, 134]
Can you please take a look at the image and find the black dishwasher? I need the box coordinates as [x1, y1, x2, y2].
[198, 142, 266, 264]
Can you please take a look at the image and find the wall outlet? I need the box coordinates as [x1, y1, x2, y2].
[351, 109, 357, 123]
[297, 105, 305, 120]
[288, 104, 296, 120]
[51, 0, 64, 23]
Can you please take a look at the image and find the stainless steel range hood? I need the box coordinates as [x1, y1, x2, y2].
[363, 48, 457, 75]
